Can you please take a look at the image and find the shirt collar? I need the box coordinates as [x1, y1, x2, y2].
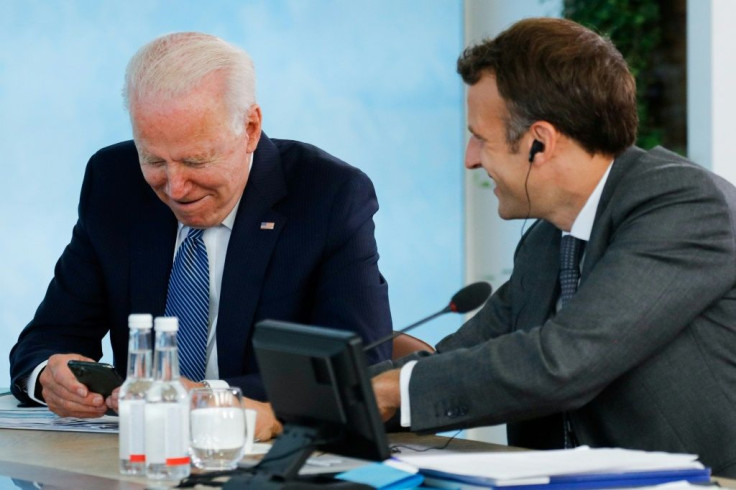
[176, 197, 240, 235]
[220, 198, 239, 230]
[566, 161, 613, 241]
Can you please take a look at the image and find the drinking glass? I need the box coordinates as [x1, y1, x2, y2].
[189, 387, 246, 470]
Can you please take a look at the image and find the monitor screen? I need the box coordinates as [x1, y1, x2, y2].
[253, 319, 390, 463]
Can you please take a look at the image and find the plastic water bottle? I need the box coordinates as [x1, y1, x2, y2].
[145, 317, 191, 480]
[118, 313, 153, 475]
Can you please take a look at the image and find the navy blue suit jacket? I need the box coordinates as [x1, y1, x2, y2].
[10, 134, 392, 402]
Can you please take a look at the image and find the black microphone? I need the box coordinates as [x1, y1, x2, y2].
[363, 281, 492, 352]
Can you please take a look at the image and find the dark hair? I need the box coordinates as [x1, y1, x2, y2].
[457, 17, 637, 156]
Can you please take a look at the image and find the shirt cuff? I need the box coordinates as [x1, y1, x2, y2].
[203, 379, 229, 389]
[27, 360, 49, 405]
[399, 360, 418, 428]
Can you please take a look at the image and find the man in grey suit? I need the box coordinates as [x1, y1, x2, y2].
[372, 17, 736, 476]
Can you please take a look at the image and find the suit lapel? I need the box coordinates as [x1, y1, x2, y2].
[514, 221, 560, 329]
[584, 146, 645, 279]
[217, 135, 287, 377]
[514, 147, 646, 329]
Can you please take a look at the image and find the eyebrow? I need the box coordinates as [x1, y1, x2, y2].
[181, 147, 219, 163]
[139, 153, 163, 164]
[139, 149, 217, 165]
[467, 126, 484, 140]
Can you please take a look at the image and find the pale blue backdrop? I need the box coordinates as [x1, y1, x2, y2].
[0, 0, 463, 386]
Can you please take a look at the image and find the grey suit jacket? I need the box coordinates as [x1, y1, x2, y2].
[409, 146, 736, 476]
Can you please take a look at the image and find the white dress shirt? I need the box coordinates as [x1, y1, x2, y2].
[399, 162, 613, 427]
[173, 200, 240, 388]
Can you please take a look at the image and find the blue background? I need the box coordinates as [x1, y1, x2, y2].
[0, 0, 464, 385]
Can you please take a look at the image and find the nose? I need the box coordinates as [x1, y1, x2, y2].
[464, 137, 481, 170]
[165, 163, 190, 200]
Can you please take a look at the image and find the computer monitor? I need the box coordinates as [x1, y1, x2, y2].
[241, 319, 390, 488]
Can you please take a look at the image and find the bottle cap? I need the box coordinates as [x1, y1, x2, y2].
[128, 313, 153, 329]
[154, 316, 179, 332]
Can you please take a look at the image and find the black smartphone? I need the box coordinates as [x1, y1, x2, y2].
[67, 360, 123, 397]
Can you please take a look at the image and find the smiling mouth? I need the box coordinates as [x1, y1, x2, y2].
[173, 196, 206, 207]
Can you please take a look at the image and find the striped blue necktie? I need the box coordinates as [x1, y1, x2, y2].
[165, 228, 209, 381]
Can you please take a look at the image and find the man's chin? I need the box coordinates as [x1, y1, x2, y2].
[496, 206, 526, 221]
[164, 197, 235, 228]
[171, 211, 218, 229]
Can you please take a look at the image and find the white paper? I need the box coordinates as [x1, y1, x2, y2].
[396, 446, 704, 485]
[0, 393, 118, 433]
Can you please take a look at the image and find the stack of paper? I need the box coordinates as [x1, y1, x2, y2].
[395, 446, 711, 489]
[0, 393, 118, 433]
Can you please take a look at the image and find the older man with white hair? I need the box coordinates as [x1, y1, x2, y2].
[10, 32, 392, 440]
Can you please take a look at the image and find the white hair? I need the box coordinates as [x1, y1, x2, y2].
[123, 32, 256, 134]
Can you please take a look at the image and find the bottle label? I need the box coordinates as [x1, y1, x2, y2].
[145, 402, 190, 466]
[119, 399, 146, 462]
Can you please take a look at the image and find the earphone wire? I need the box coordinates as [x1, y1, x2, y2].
[520, 159, 533, 238]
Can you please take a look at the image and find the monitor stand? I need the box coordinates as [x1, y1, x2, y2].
[223, 424, 371, 489]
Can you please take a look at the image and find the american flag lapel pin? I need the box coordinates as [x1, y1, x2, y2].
[260, 221, 275, 230]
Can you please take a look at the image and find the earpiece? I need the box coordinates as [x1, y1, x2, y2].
[528, 140, 545, 163]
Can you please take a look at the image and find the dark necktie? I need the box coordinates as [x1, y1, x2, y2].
[559, 235, 586, 308]
[558, 234, 586, 449]
[164, 228, 210, 381]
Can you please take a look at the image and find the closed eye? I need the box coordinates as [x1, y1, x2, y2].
[181, 159, 210, 168]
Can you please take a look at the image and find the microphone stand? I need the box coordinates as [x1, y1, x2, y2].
[363, 281, 492, 353]
[362, 307, 449, 352]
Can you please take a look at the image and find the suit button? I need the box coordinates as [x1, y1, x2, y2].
[446, 409, 456, 417]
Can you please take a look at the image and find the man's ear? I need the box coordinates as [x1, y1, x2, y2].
[244, 104, 262, 153]
[526, 121, 558, 165]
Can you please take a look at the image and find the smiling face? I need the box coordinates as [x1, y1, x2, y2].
[465, 73, 536, 220]
[131, 72, 261, 228]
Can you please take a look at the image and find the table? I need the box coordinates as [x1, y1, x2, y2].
[0, 429, 733, 489]
[0, 429, 145, 489]
[0, 430, 513, 489]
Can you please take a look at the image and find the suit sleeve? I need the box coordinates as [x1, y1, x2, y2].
[9, 158, 111, 403]
[408, 162, 736, 432]
[308, 170, 393, 365]
[436, 280, 515, 352]
[220, 167, 393, 400]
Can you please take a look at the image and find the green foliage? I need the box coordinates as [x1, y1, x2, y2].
[563, 0, 663, 149]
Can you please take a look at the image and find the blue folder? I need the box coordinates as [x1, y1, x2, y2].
[336, 462, 425, 489]
[420, 466, 711, 489]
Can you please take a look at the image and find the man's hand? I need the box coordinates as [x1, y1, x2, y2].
[371, 368, 402, 422]
[106, 376, 284, 443]
[40, 353, 108, 418]
[243, 398, 283, 442]
[106, 386, 121, 413]
[178, 376, 204, 391]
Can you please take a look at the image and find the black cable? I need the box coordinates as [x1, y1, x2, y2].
[256, 435, 339, 466]
[520, 159, 534, 238]
[389, 430, 463, 454]
[177, 469, 233, 487]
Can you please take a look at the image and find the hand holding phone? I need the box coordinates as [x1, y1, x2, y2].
[67, 360, 123, 398]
